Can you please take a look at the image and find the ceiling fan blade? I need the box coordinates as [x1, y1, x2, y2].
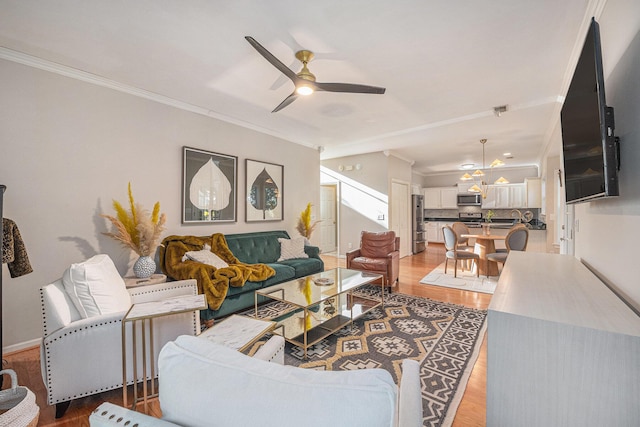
[314, 82, 386, 94]
[269, 59, 298, 90]
[245, 36, 298, 82]
[272, 92, 298, 113]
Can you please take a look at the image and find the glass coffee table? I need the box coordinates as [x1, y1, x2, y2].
[254, 268, 384, 358]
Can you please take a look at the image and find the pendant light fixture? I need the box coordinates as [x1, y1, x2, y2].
[460, 139, 508, 198]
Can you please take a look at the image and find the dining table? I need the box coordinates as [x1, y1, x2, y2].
[461, 233, 506, 277]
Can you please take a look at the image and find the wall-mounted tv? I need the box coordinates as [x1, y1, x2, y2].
[561, 18, 620, 205]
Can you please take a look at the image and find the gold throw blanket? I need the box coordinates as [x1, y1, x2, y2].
[159, 233, 275, 310]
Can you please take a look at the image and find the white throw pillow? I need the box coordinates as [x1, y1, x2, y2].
[278, 237, 309, 261]
[62, 254, 132, 318]
[182, 250, 229, 269]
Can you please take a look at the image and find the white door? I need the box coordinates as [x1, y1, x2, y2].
[391, 180, 411, 258]
[561, 196, 575, 256]
[319, 184, 337, 254]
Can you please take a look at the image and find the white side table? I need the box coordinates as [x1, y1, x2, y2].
[198, 315, 275, 352]
[122, 294, 207, 412]
[123, 274, 167, 288]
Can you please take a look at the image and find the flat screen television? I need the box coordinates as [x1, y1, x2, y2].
[561, 18, 620, 205]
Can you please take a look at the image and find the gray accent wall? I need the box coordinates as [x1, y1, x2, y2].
[572, 2, 640, 313]
[0, 59, 320, 349]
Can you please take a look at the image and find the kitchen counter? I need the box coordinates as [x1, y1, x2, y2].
[425, 221, 545, 231]
[424, 217, 458, 222]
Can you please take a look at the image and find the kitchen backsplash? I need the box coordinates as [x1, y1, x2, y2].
[424, 208, 540, 221]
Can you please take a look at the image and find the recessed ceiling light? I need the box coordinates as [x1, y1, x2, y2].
[460, 163, 475, 170]
[503, 152, 511, 156]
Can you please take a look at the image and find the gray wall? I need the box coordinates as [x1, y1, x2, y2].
[572, 1, 640, 312]
[0, 59, 320, 350]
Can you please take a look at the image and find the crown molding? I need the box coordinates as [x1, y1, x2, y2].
[0, 47, 318, 150]
[383, 150, 415, 165]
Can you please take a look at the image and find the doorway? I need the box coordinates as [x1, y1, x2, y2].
[390, 180, 411, 258]
[319, 184, 338, 254]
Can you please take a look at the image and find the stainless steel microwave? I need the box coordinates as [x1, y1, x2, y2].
[457, 193, 482, 206]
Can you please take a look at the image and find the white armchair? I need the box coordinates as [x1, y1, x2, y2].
[90, 335, 422, 427]
[40, 278, 200, 418]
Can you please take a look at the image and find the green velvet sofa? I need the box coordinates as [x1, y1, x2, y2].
[163, 230, 324, 322]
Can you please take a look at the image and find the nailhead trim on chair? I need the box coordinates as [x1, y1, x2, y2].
[263, 341, 285, 363]
[40, 288, 49, 337]
[44, 317, 124, 405]
[128, 282, 198, 297]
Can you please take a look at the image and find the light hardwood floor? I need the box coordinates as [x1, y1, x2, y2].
[3, 243, 489, 426]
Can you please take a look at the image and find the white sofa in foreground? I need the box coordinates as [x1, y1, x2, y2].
[90, 334, 423, 427]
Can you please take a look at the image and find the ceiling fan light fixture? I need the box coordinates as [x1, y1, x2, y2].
[245, 36, 386, 112]
[295, 85, 314, 96]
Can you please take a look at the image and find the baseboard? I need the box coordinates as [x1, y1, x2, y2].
[3, 338, 41, 356]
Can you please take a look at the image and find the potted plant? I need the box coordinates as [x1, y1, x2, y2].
[102, 183, 166, 278]
[296, 203, 320, 244]
[483, 210, 495, 235]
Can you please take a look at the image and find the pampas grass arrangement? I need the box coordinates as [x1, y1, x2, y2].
[102, 183, 166, 257]
[296, 202, 320, 239]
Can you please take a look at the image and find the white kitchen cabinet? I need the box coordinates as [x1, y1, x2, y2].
[525, 178, 542, 208]
[426, 222, 439, 242]
[423, 188, 440, 209]
[508, 184, 526, 208]
[440, 188, 458, 208]
[423, 187, 458, 209]
[481, 185, 506, 208]
[425, 221, 454, 243]
[482, 184, 526, 209]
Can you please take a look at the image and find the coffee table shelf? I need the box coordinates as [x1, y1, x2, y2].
[255, 268, 383, 358]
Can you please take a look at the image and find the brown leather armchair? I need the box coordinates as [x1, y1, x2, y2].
[346, 231, 400, 291]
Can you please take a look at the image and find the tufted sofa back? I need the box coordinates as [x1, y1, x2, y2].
[223, 230, 291, 264]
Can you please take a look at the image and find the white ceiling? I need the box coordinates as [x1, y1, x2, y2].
[0, 0, 598, 174]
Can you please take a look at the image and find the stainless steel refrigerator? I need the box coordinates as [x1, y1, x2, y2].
[412, 194, 426, 254]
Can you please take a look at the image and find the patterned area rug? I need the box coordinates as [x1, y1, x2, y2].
[245, 286, 487, 427]
[420, 262, 498, 294]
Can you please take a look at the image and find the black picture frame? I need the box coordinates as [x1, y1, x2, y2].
[245, 159, 283, 222]
[183, 146, 237, 224]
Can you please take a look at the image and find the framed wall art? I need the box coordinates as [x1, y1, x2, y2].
[245, 159, 283, 222]
[183, 146, 237, 223]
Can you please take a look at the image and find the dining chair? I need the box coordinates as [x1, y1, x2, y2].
[451, 222, 473, 250]
[451, 222, 474, 270]
[442, 225, 479, 278]
[487, 226, 529, 272]
[495, 224, 528, 253]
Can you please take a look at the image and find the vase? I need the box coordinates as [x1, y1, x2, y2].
[482, 223, 491, 236]
[133, 256, 156, 279]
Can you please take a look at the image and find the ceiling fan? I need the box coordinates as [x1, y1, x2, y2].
[245, 36, 386, 113]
